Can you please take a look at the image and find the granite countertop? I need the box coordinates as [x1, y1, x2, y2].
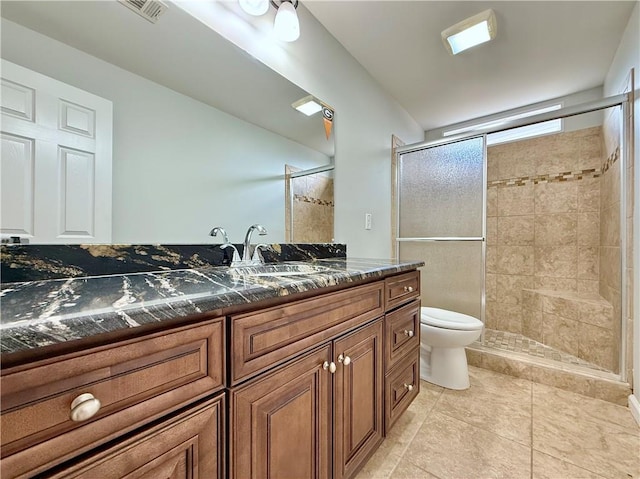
[0, 258, 423, 355]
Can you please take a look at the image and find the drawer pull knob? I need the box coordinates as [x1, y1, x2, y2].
[403, 286, 414, 293]
[338, 354, 351, 366]
[404, 329, 415, 338]
[322, 361, 337, 374]
[70, 393, 101, 422]
[404, 383, 414, 392]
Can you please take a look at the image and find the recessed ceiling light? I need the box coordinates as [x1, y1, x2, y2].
[292, 95, 323, 116]
[442, 9, 497, 55]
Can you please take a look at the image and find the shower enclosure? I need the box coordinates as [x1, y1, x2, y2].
[396, 94, 630, 382]
[285, 164, 334, 243]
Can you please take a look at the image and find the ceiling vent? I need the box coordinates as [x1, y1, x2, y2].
[119, 0, 167, 24]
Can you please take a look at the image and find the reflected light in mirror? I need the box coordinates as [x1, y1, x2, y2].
[292, 95, 323, 116]
[239, 0, 269, 16]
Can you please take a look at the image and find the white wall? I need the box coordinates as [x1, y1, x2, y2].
[177, 2, 425, 258]
[603, 2, 640, 418]
[1, 19, 329, 244]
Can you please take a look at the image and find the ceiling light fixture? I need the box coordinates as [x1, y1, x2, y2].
[441, 9, 497, 55]
[237, 0, 300, 42]
[272, 0, 300, 42]
[292, 95, 323, 116]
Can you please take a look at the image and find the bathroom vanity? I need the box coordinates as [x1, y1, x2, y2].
[0, 257, 422, 479]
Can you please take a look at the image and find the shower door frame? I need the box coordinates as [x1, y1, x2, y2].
[395, 93, 631, 381]
[395, 136, 488, 329]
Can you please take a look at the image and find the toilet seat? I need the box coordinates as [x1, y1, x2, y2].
[421, 307, 483, 331]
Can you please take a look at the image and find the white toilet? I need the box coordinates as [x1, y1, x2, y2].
[420, 307, 484, 390]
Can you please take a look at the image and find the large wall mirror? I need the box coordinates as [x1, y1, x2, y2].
[0, 0, 335, 245]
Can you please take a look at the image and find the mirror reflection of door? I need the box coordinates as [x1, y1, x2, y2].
[285, 165, 334, 243]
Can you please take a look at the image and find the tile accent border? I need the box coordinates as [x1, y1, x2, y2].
[488, 168, 601, 189]
[488, 146, 620, 189]
[293, 193, 335, 207]
[601, 146, 620, 174]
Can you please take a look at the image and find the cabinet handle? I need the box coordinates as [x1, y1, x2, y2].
[70, 393, 101, 422]
[338, 354, 351, 366]
[322, 361, 337, 374]
[403, 383, 414, 392]
[404, 329, 414, 338]
[403, 286, 414, 293]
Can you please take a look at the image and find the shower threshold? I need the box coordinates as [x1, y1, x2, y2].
[479, 328, 611, 374]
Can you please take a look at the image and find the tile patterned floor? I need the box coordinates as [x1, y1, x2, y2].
[481, 328, 610, 372]
[356, 366, 639, 479]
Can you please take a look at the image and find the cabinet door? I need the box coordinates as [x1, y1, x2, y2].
[231, 345, 332, 479]
[333, 319, 384, 479]
[46, 394, 224, 479]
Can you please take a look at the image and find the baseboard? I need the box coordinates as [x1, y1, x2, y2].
[629, 394, 640, 426]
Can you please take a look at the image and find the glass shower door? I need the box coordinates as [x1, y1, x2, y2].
[397, 137, 485, 320]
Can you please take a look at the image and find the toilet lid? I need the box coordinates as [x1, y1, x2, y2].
[420, 307, 484, 331]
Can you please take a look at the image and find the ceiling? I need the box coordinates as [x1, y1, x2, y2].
[305, 1, 636, 131]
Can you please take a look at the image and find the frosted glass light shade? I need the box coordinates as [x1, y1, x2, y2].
[239, 0, 269, 16]
[441, 9, 497, 55]
[274, 1, 300, 42]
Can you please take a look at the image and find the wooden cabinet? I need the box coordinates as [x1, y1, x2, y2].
[384, 271, 420, 311]
[231, 345, 333, 479]
[385, 350, 420, 432]
[1, 317, 225, 478]
[1, 269, 420, 479]
[333, 320, 384, 479]
[384, 299, 420, 372]
[230, 320, 384, 479]
[230, 282, 384, 384]
[46, 394, 225, 479]
[383, 273, 421, 435]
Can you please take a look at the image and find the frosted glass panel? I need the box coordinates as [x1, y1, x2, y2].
[400, 241, 483, 320]
[399, 137, 484, 238]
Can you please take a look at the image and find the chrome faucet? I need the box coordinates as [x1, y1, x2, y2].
[242, 224, 268, 263]
[251, 243, 272, 263]
[210, 226, 241, 265]
[209, 226, 230, 243]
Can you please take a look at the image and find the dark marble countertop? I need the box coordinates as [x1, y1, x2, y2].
[0, 258, 423, 355]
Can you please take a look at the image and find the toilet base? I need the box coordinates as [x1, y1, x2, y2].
[420, 346, 470, 390]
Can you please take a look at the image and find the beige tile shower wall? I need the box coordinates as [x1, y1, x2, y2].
[486, 127, 603, 337]
[290, 171, 334, 243]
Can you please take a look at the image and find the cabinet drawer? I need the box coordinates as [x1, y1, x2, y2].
[384, 349, 420, 435]
[1, 318, 224, 478]
[384, 299, 420, 372]
[47, 394, 225, 479]
[231, 281, 384, 384]
[385, 271, 420, 311]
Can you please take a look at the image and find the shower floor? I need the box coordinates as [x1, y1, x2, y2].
[480, 328, 611, 373]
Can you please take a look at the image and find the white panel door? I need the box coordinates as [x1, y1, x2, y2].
[1, 133, 34, 236]
[0, 60, 113, 243]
